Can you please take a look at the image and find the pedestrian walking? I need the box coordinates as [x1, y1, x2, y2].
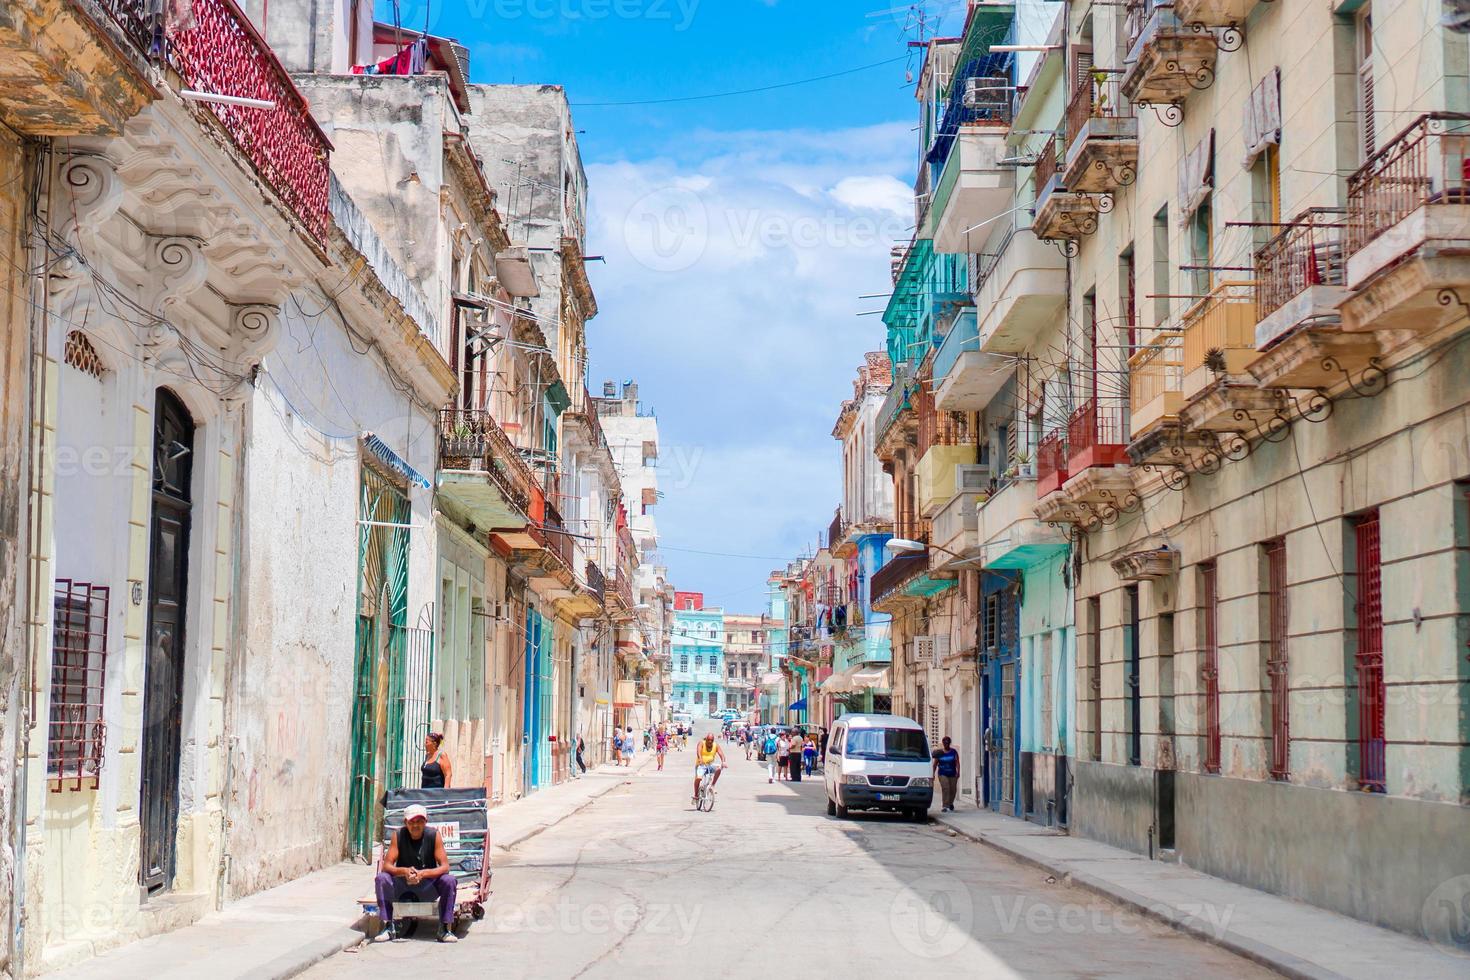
[612, 729, 624, 767]
[421, 732, 451, 788]
[575, 735, 587, 775]
[744, 728, 754, 761]
[932, 735, 960, 812]
[656, 725, 669, 771]
[775, 731, 790, 782]
[622, 727, 637, 767]
[763, 730, 778, 781]
[818, 727, 829, 764]
[802, 735, 817, 776]
[788, 729, 803, 783]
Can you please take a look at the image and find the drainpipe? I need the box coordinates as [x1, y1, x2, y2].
[216, 380, 252, 907]
[11, 140, 53, 979]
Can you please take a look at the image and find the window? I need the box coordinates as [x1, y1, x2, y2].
[1190, 198, 1213, 301]
[1119, 246, 1137, 354]
[695, 656, 703, 672]
[1264, 539, 1290, 780]
[679, 655, 689, 673]
[49, 580, 110, 789]
[63, 331, 106, 379]
[1356, 6, 1375, 162]
[844, 727, 929, 761]
[1250, 146, 1283, 253]
[1354, 511, 1385, 792]
[1200, 562, 1221, 774]
[1088, 596, 1102, 761]
[1040, 632, 1055, 751]
[1152, 206, 1170, 328]
[828, 728, 844, 757]
[1124, 585, 1141, 767]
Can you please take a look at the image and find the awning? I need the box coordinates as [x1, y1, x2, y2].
[850, 667, 891, 690]
[818, 668, 856, 694]
[1242, 68, 1281, 170]
[787, 697, 807, 712]
[1178, 130, 1215, 225]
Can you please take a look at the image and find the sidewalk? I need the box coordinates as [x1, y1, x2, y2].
[45, 756, 654, 980]
[933, 807, 1468, 980]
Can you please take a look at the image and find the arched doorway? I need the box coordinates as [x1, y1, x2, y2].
[139, 388, 195, 894]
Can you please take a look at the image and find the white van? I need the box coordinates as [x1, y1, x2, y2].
[823, 714, 934, 821]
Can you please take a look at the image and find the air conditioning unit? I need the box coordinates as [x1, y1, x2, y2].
[965, 76, 1010, 110]
[955, 464, 992, 494]
[912, 635, 934, 665]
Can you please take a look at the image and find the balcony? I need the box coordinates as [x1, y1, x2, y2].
[870, 552, 931, 612]
[827, 508, 845, 552]
[1067, 397, 1129, 473]
[932, 491, 980, 567]
[565, 384, 610, 455]
[1120, 2, 1219, 111]
[1339, 112, 1470, 344]
[972, 228, 1067, 354]
[1179, 281, 1261, 400]
[930, 126, 1015, 252]
[1244, 207, 1385, 392]
[438, 408, 536, 530]
[917, 444, 979, 518]
[0, 0, 152, 135]
[585, 561, 607, 604]
[934, 309, 1014, 411]
[1036, 429, 1069, 498]
[1034, 135, 1108, 243]
[1174, 0, 1264, 26]
[1062, 73, 1138, 193]
[1128, 332, 1184, 440]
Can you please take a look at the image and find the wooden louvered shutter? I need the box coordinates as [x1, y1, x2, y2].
[1357, 10, 1375, 161]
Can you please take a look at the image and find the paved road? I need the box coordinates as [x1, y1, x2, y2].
[306, 744, 1275, 979]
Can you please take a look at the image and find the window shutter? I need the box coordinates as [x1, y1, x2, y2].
[1072, 46, 1094, 95]
[1359, 61, 1376, 160]
[934, 633, 951, 666]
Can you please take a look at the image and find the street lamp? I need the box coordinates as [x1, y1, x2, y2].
[884, 537, 985, 566]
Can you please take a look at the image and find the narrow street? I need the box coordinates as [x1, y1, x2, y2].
[307, 740, 1270, 979]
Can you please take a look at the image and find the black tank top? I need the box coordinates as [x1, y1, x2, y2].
[421, 755, 445, 788]
[395, 826, 438, 871]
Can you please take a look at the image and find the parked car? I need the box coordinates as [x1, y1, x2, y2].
[823, 714, 933, 821]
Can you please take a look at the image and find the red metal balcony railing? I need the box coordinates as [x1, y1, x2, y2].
[94, 0, 331, 242]
[1254, 208, 1347, 322]
[1034, 134, 1060, 193]
[1346, 111, 1470, 256]
[1066, 397, 1129, 473]
[439, 408, 537, 517]
[1036, 428, 1068, 497]
[1065, 71, 1134, 142]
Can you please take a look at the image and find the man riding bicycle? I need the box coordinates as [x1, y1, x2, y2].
[693, 732, 727, 806]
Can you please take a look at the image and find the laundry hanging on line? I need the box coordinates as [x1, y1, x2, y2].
[352, 37, 429, 77]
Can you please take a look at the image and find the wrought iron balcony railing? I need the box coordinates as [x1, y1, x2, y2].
[1346, 111, 1470, 256]
[438, 408, 538, 516]
[95, 0, 331, 242]
[1254, 208, 1347, 322]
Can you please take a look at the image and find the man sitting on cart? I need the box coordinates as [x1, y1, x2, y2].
[374, 804, 459, 943]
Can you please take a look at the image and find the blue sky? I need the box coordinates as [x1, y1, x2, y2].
[391, 0, 967, 610]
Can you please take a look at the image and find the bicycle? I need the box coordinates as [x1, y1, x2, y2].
[696, 764, 717, 812]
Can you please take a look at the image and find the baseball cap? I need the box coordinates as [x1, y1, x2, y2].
[404, 804, 429, 822]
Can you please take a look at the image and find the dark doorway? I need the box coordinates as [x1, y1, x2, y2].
[139, 388, 194, 895]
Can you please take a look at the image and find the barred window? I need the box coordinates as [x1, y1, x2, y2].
[49, 580, 110, 790]
[63, 331, 106, 379]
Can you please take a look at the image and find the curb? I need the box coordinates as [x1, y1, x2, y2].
[250, 928, 369, 980]
[934, 815, 1335, 980]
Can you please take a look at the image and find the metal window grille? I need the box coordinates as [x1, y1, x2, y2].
[1265, 540, 1291, 780]
[1088, 597, 1102, 761]
[1124, 586, 1141, 767]
[1000, 664, 1016, 804]
[1201, 563, 1221, 774]
[49, 581, 110, 791]
[1040, 633, 1054, 751]
[1355, 513, 1386, 792]
[63, 331, 106, 379]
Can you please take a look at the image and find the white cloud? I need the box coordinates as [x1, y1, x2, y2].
[584, 121, 910, 608]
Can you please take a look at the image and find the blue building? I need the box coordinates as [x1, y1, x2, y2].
[670, 592, 725, 717]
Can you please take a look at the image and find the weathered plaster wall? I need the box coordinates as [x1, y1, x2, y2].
[1175, 771, 1470, 945]
[0, 124, 29, 980]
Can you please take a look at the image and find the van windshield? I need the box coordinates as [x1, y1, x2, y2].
[844, 728, 929, 761]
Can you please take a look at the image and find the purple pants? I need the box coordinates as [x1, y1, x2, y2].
[374, 871, 457, 925]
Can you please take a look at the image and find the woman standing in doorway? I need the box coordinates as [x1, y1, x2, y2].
[422, 732, 452, 788]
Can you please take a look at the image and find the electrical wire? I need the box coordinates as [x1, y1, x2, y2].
[572, 55, 911, 107]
